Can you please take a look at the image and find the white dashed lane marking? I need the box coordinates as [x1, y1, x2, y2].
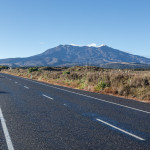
[96, 118, 145, 141]
[42, 94, 54, 100]
[24, 86, 29, 89]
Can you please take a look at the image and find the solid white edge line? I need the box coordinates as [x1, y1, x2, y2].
[0, 108, 14, 150]
[42, 94, 54, 100]
[47, 85, 150, 114]
[24, 86, 29, 89]
[4, 74, 150, 114]
[96, 118, 145, 141]
[33, 80, 150, 114]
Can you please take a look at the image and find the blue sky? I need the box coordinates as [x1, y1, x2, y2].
[0, 0, 150, 59]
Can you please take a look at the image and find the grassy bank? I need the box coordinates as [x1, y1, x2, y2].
[1, 66, 150, 102]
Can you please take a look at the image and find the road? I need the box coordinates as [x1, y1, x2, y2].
[0, 73, 150, 150]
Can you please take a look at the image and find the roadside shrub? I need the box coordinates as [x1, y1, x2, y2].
[50, 72, 62, 79]
[142, 78, 149, 87]
[70, 73, 79, 80]
[78, 78, 86, 89]
[95, 81, 106, 91]
[63, 71, 70, 75]
[28, 67, 38, 73]
[118, 85, 131, 96]
[131, 77, 150, 88]
[86, 72, 100, 83]
[0, 66, 9, 70]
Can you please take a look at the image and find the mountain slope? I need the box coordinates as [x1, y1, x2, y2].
[0, 45, 150, 67]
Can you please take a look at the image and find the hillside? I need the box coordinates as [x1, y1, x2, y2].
[100, 62, 150, 69]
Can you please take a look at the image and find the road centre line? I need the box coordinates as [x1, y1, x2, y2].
[96, 118, 145, 141]
[28, 79, 150, 114]
[5, 74, 150, 114]
[42, 94, 54, 100]
[24, 86, 29, 89]
[0, 108, 14, 150]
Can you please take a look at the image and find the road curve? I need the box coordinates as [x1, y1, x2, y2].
[0, 73, 150, 150]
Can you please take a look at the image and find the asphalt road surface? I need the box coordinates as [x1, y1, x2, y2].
[0, 73, 150, 150]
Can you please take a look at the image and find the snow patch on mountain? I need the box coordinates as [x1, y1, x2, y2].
[70, 43, 106, 47]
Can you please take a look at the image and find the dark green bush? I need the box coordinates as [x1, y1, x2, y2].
[95, 81, 107, 91]
[28, 67, 38, 73]
[0, 66, 9, 69]
[63, 71, 70, 75]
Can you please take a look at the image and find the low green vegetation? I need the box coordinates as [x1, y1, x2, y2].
[63, 70, 70, 75]
[1, 66, 150, 102]
[95, 81, 107, 91]
[28, 67, 39, 73]
[0, 65, 9, 70]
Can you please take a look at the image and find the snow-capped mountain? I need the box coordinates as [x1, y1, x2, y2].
[0, 44, 150, 68]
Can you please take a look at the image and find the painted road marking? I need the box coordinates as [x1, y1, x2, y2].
[29, 80, 150, 114]
[96, 118, 145, 141]
[64, 104, 68, 107]
[0, 108, 14, 150]
[3, 74, 150, 114]
[42, 94, 54, 100]
[24, 86, 29, 89]
[47, 85, 150, 114]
